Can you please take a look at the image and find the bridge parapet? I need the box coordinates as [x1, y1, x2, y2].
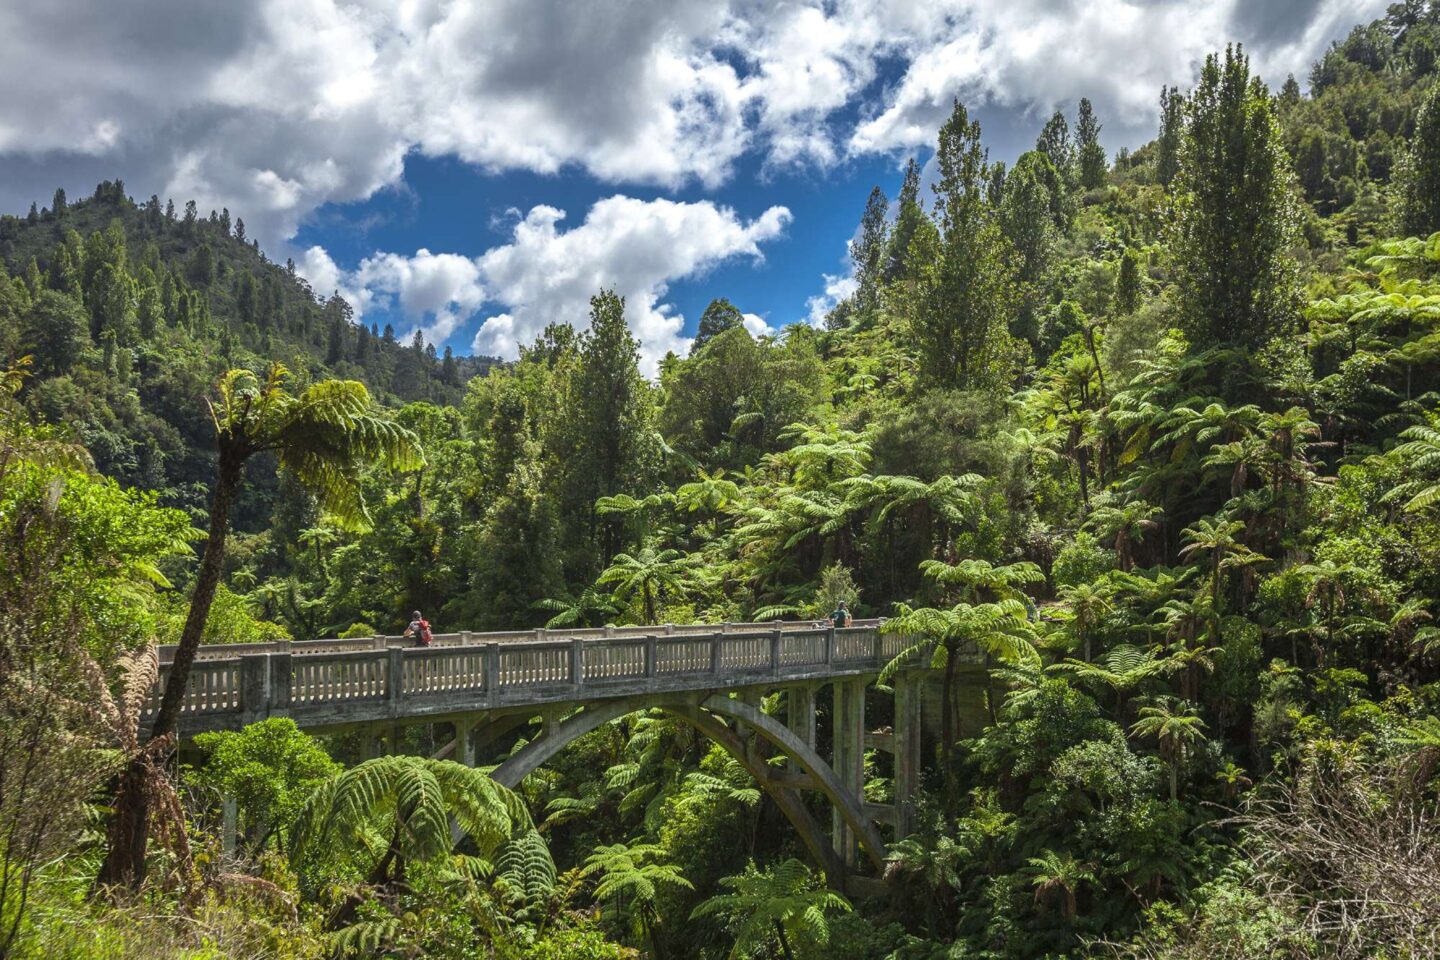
[158, 618, 887, 663]
[145, 622, 926, 736]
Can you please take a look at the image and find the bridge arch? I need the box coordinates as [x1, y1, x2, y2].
[488, 691, 887, 879]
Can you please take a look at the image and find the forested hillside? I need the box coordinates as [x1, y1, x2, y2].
[0, 184, 495, 523]
[5, 5, 1440, 959]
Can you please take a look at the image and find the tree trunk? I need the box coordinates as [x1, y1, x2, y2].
[773, 919, 795, 960]
[97, 446, 244, 888]
[940, 646, 957, 808]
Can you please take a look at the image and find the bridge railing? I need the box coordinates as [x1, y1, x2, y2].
[159, 618, 885, 663]
[142, 621, 930, 732]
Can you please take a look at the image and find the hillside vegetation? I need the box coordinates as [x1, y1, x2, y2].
[3, 6, 1440, 959]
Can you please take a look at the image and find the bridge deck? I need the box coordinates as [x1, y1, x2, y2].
[146, 620, 905, 736]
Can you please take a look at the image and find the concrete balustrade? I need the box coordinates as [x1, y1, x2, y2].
[143, 621, 908, 736]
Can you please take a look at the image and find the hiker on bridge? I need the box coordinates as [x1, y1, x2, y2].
[403, 610, 433, 646]
[829, 600, 852, 627]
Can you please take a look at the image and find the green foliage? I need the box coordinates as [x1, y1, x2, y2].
[190, 718, 340, 853]
[691, 858, 851, 959]
[291, 755, 532, 896]
[1170, 46, 1301, 354]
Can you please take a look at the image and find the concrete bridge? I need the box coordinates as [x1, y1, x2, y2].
[147, 619, 979, 887]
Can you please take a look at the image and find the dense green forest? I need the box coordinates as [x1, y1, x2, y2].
[5, 5, 1440, 958]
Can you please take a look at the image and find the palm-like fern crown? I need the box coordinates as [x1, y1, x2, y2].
[210, 364, 424, 532]
[691, 858, 851, 960]
[290, 755, 531, 894]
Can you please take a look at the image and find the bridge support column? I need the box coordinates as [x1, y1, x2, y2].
[786, 684, 816, 773]
[831, 678, 866, 868]
[454, 717, 476, 767]
[894, 671, 922, 838]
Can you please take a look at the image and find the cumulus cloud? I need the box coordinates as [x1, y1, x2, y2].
[742, 312, 777, 337]
[472, 197, 790, 374]
[0, 0, 1387, 256]
[297, 196, 790, 374]
[806, 274, 859, 328]
[354, 249, 486, 344]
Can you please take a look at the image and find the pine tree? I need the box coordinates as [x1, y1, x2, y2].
[884, 158, 926, 284]
[52, 188, 67, 220]
[852, 185, 889, 317]
[565, 291, 657, 565]
[164, 198, 175, 221]
[234, 217, 246, 244]
[136, 276, 162, 339]
[1036, 110, 1074, 183]
[906, 100, 1016, 392]
[1156, 86, 1185, 188]
[1076, 98, 1107, 190]
[1114, 246, 1143, 314]
[26, 203, 37, 224]
[1000, 151, 1063, 347]
[356, 320, 372, 361]
[693, 298, 744, 349]
[188, 242, 215, 286]
[23, 258, 42, 299]
[1396, 82, 1440, 236]
[1170, 46, 1301, 354]
[237, 272, 259, 327]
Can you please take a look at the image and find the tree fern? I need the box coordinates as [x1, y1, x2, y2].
[291, 756, 531, 896]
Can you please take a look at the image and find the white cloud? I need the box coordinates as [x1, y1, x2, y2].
[354, 249, 486, 344]
[472, 196, 791, 374]
[297, 196, 791, 373]
[806, 274, 858, 328]
[742, 312, 776, 337]
[0, 0, 1388, 256]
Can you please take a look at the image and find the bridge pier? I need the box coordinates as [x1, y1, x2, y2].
[893, 671, 922, 838]
[831, 677, 866, 868]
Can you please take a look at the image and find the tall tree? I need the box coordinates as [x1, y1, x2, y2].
[905, 100, 1016, 393]
[1396, 82, 1440, 236]
[565, 291, 658, 565]
[1170, 46, 1301, 354]
[1036, 109, 1074, 184]
[1000, 151, 1064, 346]
[1114, 247, 1143, 314]
[693, 298, 744, 349]
[1156, 85, 1185, 188]
[98, 365, 422, 888]
[884, 158, 926, 284]
[852, 185, 890, 317]
[1076, 97, 1108, 190]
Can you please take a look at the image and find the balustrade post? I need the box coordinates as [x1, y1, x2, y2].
[824, 625, 836, 666]
[484, 642, 501, 707]
[570, 637, 584, 688]
[461, 630, 473, 646]
[770, 628, 782, 674]
[387, 647, 405, 715]
[535, 628, 545, 642]
[270, 653, 293, 713]
[239, 653, 270, 726]
[872, 627, 885, 667]
[664, 623, 674, 636]
[373, 634, 387, 651]
[710, 633, 723, 675]
[644, 635, 658, 678]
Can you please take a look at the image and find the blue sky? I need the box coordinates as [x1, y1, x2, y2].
[0, 0, 1387, 371]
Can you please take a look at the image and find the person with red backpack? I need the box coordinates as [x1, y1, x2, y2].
[403, 610, 433, 646]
